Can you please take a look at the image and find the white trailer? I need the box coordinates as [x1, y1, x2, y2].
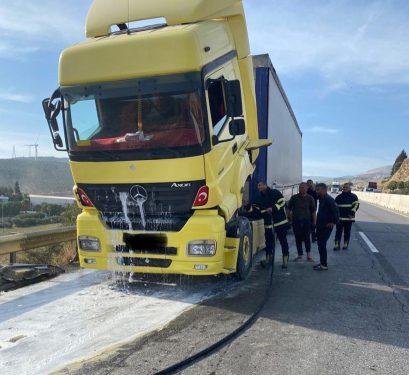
[252, 54, 302, 198]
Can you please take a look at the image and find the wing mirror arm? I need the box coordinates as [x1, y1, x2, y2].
[42, 89, 66, 151]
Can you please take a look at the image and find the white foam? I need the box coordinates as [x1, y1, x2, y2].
[0, 270, 213, 375]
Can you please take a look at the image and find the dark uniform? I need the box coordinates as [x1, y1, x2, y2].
[254, 187, 290, 266]
[307, 187, 318, 242]
[316, 193, 339, 267]
[334, 191, 360, 249]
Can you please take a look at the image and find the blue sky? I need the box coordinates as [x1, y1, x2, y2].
[0, 0, 408, 176]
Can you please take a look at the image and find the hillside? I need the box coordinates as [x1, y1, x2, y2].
[358, 165, 392, 179]
[0, 157, 73, 195]
[338, 165, 392, 183]
[390, 158, 409, 182]
[304, 165, 392, 185]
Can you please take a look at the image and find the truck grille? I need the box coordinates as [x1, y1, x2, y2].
[117, 257, 172, 268]
[78, 181, 205, 232]
[115, 245, 177, 256]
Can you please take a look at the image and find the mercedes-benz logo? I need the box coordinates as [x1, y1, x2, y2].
[129, 185, 148, 203]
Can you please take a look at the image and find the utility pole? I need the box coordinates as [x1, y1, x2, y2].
[24, 144, 39, 159]
[33, 143, 39, 159]
[12, 145, 16, 159]
[24, 144, 33, 158]
[0, 195, 9, 233]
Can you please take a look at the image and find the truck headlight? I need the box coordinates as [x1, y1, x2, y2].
[187, 240, 216, 256]
[79, 236, 101, 252]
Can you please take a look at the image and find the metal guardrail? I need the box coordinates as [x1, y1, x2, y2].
[0, 226, 76, 263]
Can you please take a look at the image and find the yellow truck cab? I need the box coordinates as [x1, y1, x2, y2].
[43, 0, 271, 279]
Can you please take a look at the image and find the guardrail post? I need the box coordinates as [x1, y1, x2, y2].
[9, 252, 16, 264]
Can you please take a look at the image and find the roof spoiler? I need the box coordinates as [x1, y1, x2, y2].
[86, 0, 243, 38]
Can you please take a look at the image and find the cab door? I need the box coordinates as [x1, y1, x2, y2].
[203, 62, 247, 220]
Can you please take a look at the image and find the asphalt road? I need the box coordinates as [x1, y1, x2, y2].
[180, 201, 409, 375]
[60, 201, 409, 375]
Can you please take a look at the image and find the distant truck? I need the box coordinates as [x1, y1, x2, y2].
[331, 181, 340, 194]
[42, 0, 301, 279]
[365, 181, 378, 192]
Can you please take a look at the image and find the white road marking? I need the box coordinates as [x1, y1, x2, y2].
[358, 232, 380, 253]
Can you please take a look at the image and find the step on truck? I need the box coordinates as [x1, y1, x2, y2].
[42, 0, 301, 279]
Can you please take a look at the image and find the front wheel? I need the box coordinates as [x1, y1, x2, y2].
[236, 217, 253, 280]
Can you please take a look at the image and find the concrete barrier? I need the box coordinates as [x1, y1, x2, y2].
[355, 192, 409, 215]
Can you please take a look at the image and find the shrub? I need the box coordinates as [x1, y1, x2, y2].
[33, 203, 65, 216]
[61, 204, 81, 226]
[17, 212, 46, 220]
[12, 217, 38, 227]
[18, 242, 77, 267]
[0, 220, 12, 228]
[1, 201, 22, 217]
[11, 215, 61, 227]
[388, 181, 398, 190]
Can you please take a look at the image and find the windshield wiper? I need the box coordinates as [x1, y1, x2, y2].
[150, 147, 184, 157]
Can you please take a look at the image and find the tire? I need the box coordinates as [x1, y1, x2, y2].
[236, 216, 253, 280]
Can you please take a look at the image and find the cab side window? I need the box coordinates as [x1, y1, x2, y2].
[208, 80, 227, 136]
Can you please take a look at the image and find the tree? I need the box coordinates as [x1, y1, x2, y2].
[61, 204, 81, 226]
[14, 181, 21, 195]
[391, 149, 407, 176]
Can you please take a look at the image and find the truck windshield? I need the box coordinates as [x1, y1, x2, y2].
[61, 73, 207, 159]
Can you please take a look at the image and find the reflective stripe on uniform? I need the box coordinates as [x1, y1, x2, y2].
[274, 219, 288, 227]
[351, 201, 360, 212]
[254, 205, 268, 214]
[340, 217, 354, 221]
[337, 204, 353, 208]
[264, 225, 273, 229]
[275, 198, 286, 210]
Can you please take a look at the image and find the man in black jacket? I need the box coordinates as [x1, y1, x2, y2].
[307, 179, 318, 242]
[314, 183, 339, 271]
[288, 182, 316, 262]
[254, 181, 290, 268]
[334, 183, 360, 250]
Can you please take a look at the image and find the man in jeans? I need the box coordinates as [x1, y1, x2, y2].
[288, 182, 316, 262]
[314, 183, 339, 271]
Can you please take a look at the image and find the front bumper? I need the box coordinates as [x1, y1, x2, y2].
[77, 209, 233, 276]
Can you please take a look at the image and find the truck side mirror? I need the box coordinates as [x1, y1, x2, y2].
[225, 80, 243, 118]
[229, 118, 246, 136]
[42, 89, 66, 151]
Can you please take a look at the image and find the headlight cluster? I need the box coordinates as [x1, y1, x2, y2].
[187, 240, 216, 256]
[78, 236, 101, 251]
